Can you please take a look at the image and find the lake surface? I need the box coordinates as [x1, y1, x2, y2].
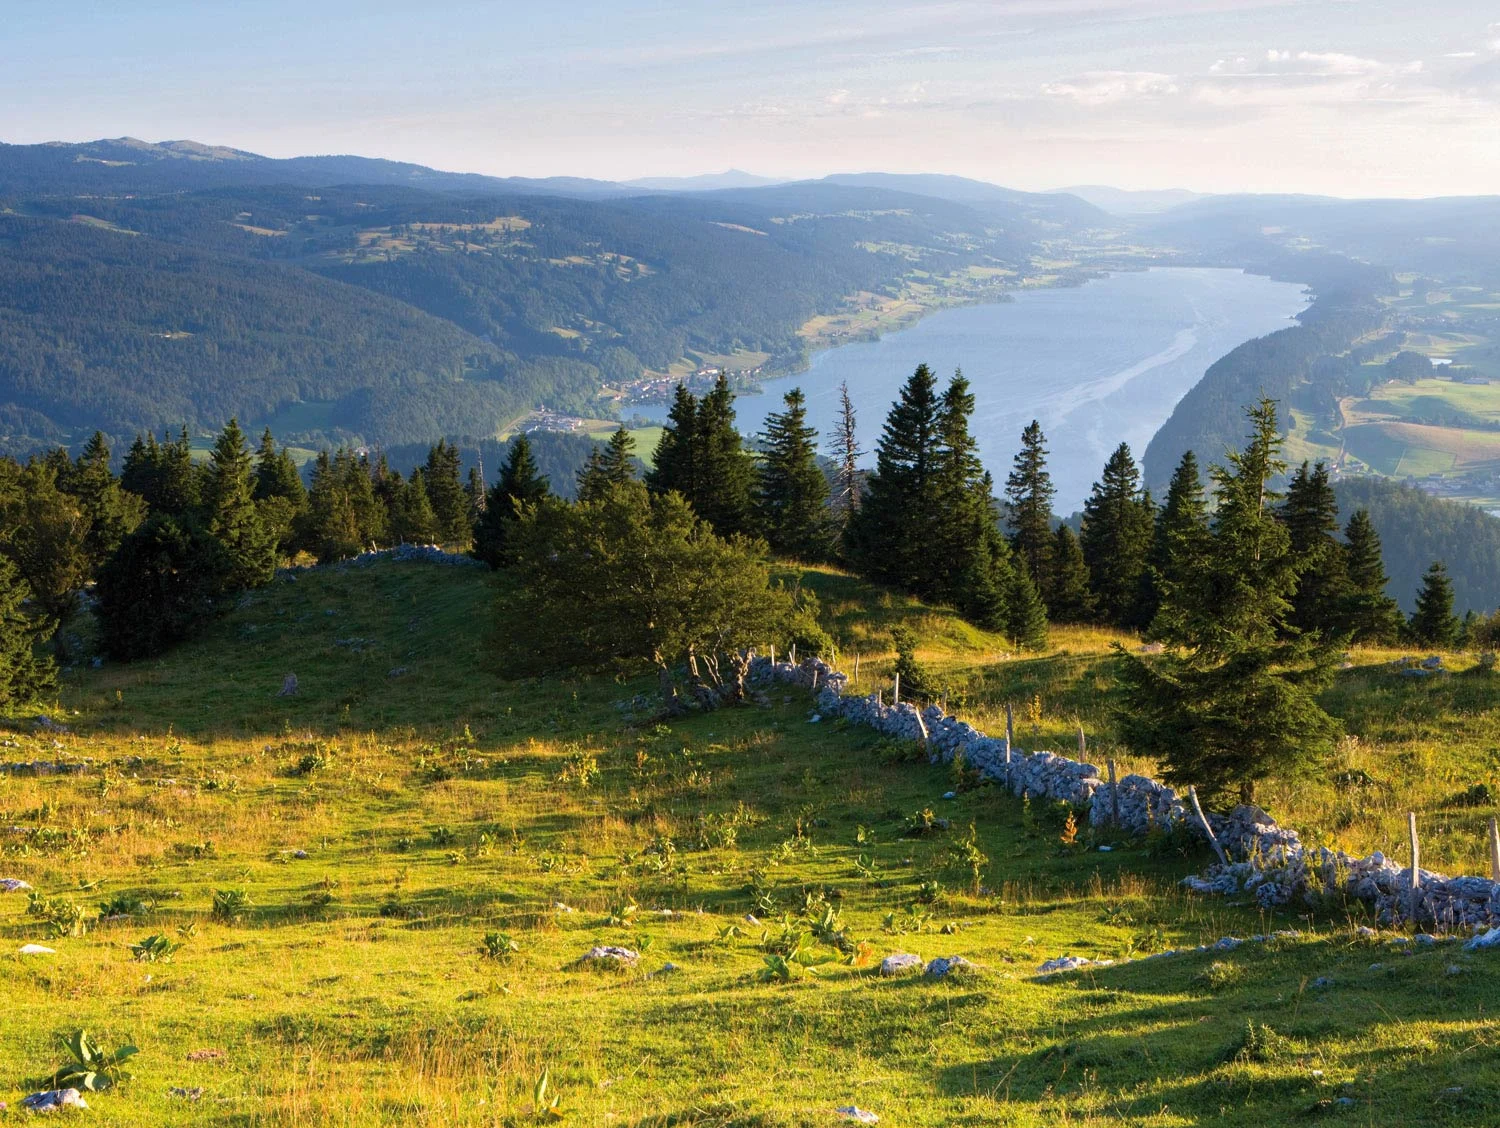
[646, 268, 1310, 512]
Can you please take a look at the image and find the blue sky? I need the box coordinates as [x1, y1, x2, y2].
[5, 1, 1498, 195]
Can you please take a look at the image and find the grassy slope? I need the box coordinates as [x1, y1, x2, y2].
[2, 562, 1499, 1125]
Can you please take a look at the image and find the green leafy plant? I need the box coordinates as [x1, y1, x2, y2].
[211, 888, 253, 924]
[605, 897, 638, 927]
[479, 931, 520, 960]
[28, 893, 87, 938]
[947, 823, 989, 895]
[128, 934, 181, 963]
[48, 1030, 139, 1092]
[532, 1067, 565, 1119]
[902, 808, 948, 838]
[557, 749, 600, 788]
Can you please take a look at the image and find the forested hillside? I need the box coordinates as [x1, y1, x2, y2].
[0, 145, 1052, 452]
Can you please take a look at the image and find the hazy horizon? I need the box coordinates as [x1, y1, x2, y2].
[6, 1, 1498, 199]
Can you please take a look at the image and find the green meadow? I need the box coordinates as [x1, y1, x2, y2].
[4, 561, 1500, 1125]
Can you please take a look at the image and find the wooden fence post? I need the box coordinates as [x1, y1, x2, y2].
[912, 707, 929, 749]
[1489, 817, 1500, 883]
[852, 651, 860, 687]
[1107, 758, 1121, 829]
[893, 671, 901, 706]
[790, 643, 797, 665]
[1187, 786, 1229, 867]
[770, 644, 775, 668]
[1076, 724, 1086, 758]
[1006, 702, 1015, 750]
[1408, 811, 1421, 924]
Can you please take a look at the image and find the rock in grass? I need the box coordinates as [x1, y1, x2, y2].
[836, 1107, 879, 1124]
[924, 956, 975, 979]
[0, 877, 32, 892]
[879, 953, 923, 976]
[18, 943, 55, 955]
[21, 1088, 87, 1111]
[1037, 955, 1113, 974]
[581, 945, 639, 967]
[1464, 927, 1500, 951]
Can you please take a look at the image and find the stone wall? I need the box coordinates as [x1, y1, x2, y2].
[749, 654, 1500, 932]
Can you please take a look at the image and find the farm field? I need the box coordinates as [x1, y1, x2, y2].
[5, 561, 1500, 1124]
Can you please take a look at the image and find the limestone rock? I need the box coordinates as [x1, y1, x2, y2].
[21, 1089, 87, 1111]
[878, 953, 923, 976]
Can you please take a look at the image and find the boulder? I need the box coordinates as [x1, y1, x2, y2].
[878, 953, 923, 977]
[21, 1089, 87, 1111]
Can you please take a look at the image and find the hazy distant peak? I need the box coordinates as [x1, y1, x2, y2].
[622, 169, 787, 191]
[1058, 185, 1209, 215]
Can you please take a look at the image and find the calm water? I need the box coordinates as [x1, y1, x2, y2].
[646, 268, 1309, 512]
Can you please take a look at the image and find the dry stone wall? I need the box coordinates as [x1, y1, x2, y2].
[750, 654, 1500, 933]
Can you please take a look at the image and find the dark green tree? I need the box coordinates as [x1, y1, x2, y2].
[1279, 460, 1348, 637]
[1049, 525, 1094, 623]
[1116, 400, 1341, 805]
[390, 468, 439, 545]
[578, 426, 637, 503]
[1080, 442, 1154, 625]
[1005, 420, 1056, 605]
[1006, 563, 1050, 652]
[844, 364, 943, 593]
[693, 374, 756, 536]
[0, 555, 56, 706]
[423, 439, 471, 547]
[1139, 450, 1209, 634]
[755, 388, 831, 560]
[890, 625, 936, 701]
[830, 380, 862, 537]
[1408, 560, 1459, 647]
[65, 432, 144, 571]
[252, 427, 307, 556]
[1336, 509, 1402, 643]
[473, 434, 551, 569]
[204, 418, 276, 590]
[121, 429, 200, 516]
[646, 384, 701, 501]
[0, 460, 92, 647]
[95, 514, 234, 660]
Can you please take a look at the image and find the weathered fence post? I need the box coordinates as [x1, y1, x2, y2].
[811, 667, 819, 692]
[1409, 811, 1421, 925]
[893, 671, 901, 707]
[1187, 786, 1229, 867]
[1006, 702, 1015, 751]
[875, 688, 882, 707]
[790, 643, 797, 665]
[1076, 724, 1086, 758]
[912, 706, 929, 749]
[1489, 817, 1500, 883]
[770, 644, 775, 668]
[852, 651, 860, 687]
[1107, 758, 1121, 829]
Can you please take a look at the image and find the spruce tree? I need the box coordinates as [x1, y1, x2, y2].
[1006, 562, 1050, 652]
[204, 419, 276, 590]
[96, 514, 233, 660]
[65, 432, 144, 570]
[755, 388, 831, 560]
[122, 429, 199, 516]
[578, 427, 637, 502]
[303, 452, 364, 561]
[832, 381, 861, 525]
[692, 374, 756, 536]
[465, 467, 487, 526]
[0, 556, 55, 706]
[473, 434, 551, 569]
[1049, 525, 1094, 623]
[423, 440, 470, 547]
[252, 427, 307, 556]
[391, 469, 439, 545]
[844, 364, 943, 593]
[1337, 509, 1402, 643]
[1117, 400, 1341, 805]
[340, 450, 388, 549]
[931, 371, 1002, 609]
[1140, 450, 1209, 634]
[1005, 420, 1056, 605]
[0, 461, 91, 648]
[1408, 560, 1459, 647]
[1279, 460, 1348, 637]
[646, 384, 701, 500]
[1080, 442, 1154, 625]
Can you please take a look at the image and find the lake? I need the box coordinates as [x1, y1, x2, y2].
[647, 268, 1310, 512]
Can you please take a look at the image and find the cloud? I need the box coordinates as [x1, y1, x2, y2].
[1041, 71, 1180, 105]
[1212, 49, 1420, 78]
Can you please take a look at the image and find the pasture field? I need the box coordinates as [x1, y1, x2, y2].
[4, 562, 1500, 1125]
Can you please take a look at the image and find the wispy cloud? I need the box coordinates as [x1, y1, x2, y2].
[1041, 71, 1181, 105]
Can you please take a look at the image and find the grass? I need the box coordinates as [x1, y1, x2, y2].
[5, 561, 1500, 1124]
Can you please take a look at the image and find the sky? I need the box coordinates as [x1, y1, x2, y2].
[4, 0, 1499, 196]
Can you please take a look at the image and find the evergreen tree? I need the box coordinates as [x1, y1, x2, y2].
[423, 439, 470, 547]
[831, 380, 861, 534]
[0, 460, 93, 644]
[1049, 525, 1094, 623]
[96, 514, 233, 660]
[1080, 442, 1154, 625]
[844, 364, 944, 593]
[1408, 560, 1459, 647]
[391, 469, 439, 545]
[931, 371, 1003, 610]
[465, 466, 487, 526]
[755, 388, 830, 560]
[1117, 400, 1341, 805]
[204, 418, 276, 590]
[65, 432, 144, 570]
[1005, 420, 1056, 604]
[303, 452, 364, 562]
[646, 384, 701, 500]
[121, 428, 200, 516]
[1139, 450, 1209, 633]
[340, 450, 388, 549]
[473, 434, 551, 569]
[578, 427, 637, 502]
[692, 374, 756, 536]
[0, 556, 55, 706]
[252, 427, 307, 556]
[1337, 509, 1403, 643]
[1280, 460, 1349, 637]
[1006, 562, 1050, 652]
